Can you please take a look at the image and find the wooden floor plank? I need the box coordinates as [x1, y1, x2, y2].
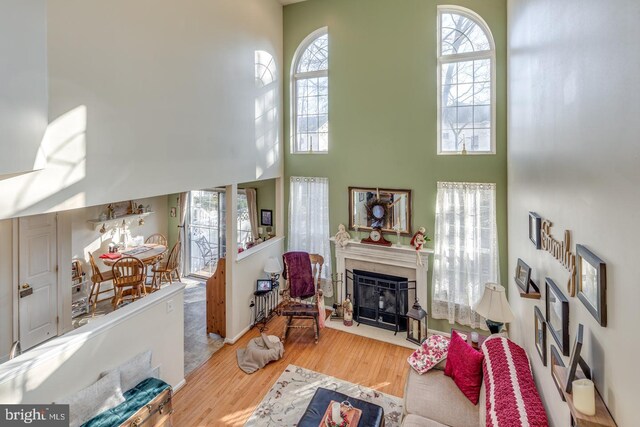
[172, 315, 413, 426]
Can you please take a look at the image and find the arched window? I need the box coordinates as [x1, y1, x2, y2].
[438, 7, 495, 154]
[291, 27, 329, 153]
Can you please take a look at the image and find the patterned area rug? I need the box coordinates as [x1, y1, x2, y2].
[245, 364, 403, 427]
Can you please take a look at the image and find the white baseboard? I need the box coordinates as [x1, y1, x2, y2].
[223, 324, 251, 345]
[173, 378, 186, 392]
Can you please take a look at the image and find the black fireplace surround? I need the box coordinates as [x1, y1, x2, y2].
[352, 269, 412, 334]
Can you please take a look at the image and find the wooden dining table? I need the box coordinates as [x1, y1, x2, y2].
[100, 244, 167, 267]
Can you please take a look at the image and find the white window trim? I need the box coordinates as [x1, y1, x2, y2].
[437, 5, 496, 156]
[290, 26, 329, 155]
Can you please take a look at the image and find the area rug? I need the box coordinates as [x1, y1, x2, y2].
[245, 364, 403, 427]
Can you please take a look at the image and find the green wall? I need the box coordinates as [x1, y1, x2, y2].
[283, 0, 508, 333]
[239, 178, 278, 236]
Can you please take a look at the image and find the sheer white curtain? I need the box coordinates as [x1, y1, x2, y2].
[245, 188, 259, 240]
[288, 177, 331, 279]
[177, 192, 189, 275]
[432, 182, 499, 330]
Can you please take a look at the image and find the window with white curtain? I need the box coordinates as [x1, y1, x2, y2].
[288, 177, 331, 278]
[438, 6, 495, 154]
[291, 28, 329, 153]
[431, 182, 499, 329]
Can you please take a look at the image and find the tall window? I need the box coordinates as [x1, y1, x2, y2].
[288, 177, 331, 278]
[438, 7, 495, 154]
[431, 182, 499, 329]
[291, 28, 329, 153]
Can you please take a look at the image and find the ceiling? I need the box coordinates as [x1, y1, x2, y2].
[279, 0, 308, 5]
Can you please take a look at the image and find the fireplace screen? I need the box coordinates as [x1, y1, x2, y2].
[351, 269, 415, 334]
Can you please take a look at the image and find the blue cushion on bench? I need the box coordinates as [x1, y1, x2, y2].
[81, 378, 170, 427]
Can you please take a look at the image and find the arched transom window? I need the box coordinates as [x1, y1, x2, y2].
[291, 28, 329, 153]
[438, 7, 495, 154]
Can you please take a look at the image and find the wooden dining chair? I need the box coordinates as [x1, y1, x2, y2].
[152, 241, 182, 289]
[145, 233, 168, 247]
[88, 252, 116, 313]
[111, 256, 146, 309]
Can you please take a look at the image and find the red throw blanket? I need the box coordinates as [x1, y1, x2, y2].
[482, 337, 548, 427]
[282, 252, 315, 299]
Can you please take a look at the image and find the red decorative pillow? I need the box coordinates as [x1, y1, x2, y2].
[445, 330, 485, 405]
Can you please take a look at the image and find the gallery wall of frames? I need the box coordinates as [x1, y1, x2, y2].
[519, 212, 613, 425]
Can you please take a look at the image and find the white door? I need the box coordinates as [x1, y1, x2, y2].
[18, 213, 58, 350]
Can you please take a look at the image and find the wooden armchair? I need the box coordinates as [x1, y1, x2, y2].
[280, 253, 324, 344]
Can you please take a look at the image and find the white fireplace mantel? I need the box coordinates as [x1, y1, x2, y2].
[330, 237, 434, 308]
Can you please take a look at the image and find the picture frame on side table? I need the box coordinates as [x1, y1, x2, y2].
[261, 209, 273, 226]
[529, 212, 542, 249]
[515, 258, 532, 293]
[546, 277, 570, 356]
[576, 245, 607, 327]
[550, 345, 566, 401]
[534, 306, 547, 366]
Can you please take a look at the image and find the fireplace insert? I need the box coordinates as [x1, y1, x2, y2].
[351, 269, 415, 334]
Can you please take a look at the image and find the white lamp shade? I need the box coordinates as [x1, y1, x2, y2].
[264, 256, 282, 274]
[474, 283, 515, 323]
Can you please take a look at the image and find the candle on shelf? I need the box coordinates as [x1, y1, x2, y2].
[376, 188, 380, 200]
[572, 379, 596, 416]
[331, 402, 341, 423]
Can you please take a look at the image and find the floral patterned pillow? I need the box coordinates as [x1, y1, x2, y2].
[407, 334, 452, 375]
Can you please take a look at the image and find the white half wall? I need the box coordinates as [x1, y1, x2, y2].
[508, 0, 640, 425]
[0, 284, 184, 404]
[0, 0, 283, 219]
[226, 237, 284, 343]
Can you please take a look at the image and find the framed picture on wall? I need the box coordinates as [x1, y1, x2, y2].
[550, 345, 566, 401]
[534, 306, 547, 366]
[515, 258, 532, 293]
[565, 324, 592, 393]
[546, 277, 570, 356]
[529, 212, 542, 249]
[576, 244, 607, 327]
[261, 209, 273, 226]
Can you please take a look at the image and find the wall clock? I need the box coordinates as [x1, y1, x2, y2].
[361, 227, 392, 247]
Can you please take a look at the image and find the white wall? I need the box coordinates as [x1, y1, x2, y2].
[0, 285, 184, 404]
[508, 1, 640, 425]
[0, 0, 283, 219]
[0, 0, 48, 179]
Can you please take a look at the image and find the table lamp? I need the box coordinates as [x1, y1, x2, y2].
[264, 256, 282, 285]
[474, 282, 514, 334]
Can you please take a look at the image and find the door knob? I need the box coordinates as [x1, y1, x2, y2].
[21, 283, 30, 289]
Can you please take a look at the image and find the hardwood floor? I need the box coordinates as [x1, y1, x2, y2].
[172, 314, 413, 426]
